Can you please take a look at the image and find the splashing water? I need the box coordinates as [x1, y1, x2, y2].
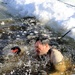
[0, 2, 75, 73]
[0, 17, 74, 75]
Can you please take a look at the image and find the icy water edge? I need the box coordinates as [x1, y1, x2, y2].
[0, 17, 75, 75]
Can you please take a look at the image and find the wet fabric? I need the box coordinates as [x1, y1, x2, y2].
[50, 49, 63, 64]
[48, 57, 72, 75]
[38, 49, 73, 75]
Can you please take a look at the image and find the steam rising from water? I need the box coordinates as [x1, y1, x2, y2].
[2, 0, 75, 39]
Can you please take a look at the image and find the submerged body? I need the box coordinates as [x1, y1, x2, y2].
[35, 37, 72, 75]
[0, 44, 26, 74]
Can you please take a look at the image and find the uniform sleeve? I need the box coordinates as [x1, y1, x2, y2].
[50, 49, 66, 72]
[51, 49, 63, 64]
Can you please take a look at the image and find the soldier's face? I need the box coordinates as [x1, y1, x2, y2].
[35, 41, 48, 55]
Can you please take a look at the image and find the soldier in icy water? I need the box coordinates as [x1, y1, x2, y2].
[0, 45, 26, 74]
[11, 46, 23, 56]
[34, 37, 72, 75]
[3, 45, 26, 61]
[9, 45, 27, 63]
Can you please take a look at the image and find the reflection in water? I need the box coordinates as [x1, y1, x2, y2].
[0, 18, 75, 75]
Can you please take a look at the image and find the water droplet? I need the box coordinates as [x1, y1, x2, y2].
[3, 32, 5, 33]
[3, 73, 5, 75]
[60, 72, 64, 74]
[24, 31, 26, 33]
[22, 33, 24, 35]
[74, 68, 75, 70]
[1, 21, 5, 25]
[11, 71, 14, 74]
[17, 35, 20, 37]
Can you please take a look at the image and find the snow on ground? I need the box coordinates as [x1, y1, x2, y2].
[1, 0, 75, 39]
[59, 0, 75, 6]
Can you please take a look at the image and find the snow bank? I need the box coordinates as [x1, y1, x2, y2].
[2, 0, 75, 39]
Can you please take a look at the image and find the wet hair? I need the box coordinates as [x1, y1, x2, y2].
[11, 46, 21, 54]
[35, 36, 50, 44]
